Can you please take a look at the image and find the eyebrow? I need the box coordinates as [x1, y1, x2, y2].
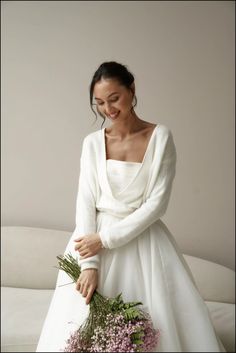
[94, 92, 119, 100]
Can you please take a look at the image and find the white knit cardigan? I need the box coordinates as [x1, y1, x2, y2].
[74, 124, 177, 271]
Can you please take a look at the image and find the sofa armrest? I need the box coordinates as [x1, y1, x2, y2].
[1, 226, 71, 289]
[184, 254, 235, 304]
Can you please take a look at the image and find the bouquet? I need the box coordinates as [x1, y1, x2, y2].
[57, 253, 160, 352]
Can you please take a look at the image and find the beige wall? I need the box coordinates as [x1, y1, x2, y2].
[1, 1, 235, 269]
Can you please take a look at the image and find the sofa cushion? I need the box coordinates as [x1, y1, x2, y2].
[1, 287, 54, 352]
[205, 301, 235, 353]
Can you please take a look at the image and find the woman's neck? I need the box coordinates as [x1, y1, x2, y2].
[106, 114, 148, 138]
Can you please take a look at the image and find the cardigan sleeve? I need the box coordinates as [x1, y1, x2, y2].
[74, 136, 100, 271]
[99, 130, 176, 249]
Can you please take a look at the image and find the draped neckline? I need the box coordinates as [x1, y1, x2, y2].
[101, 125, 159, 197]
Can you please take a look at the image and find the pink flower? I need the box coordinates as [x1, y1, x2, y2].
[63, 312, 159, 352]
[57, 254, 160, 353]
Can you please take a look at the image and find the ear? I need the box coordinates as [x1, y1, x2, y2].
[130, 82, 135, 97]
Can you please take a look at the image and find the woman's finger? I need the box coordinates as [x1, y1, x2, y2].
[74, 240, 84, 248]
[80, 254, 89, 259]
[75, 242, 86, 252]
[79, 284, 85, 294]
[76, 281, 81, 291]
[79, 248, 88, 256]
[86, 286, 95, 305]
[79, 254, 87, 259]
[74, 243, 82, 251]
[74, 237, 84, 242]
[80, 250, 93, 259]
[82, 286, 89, 298]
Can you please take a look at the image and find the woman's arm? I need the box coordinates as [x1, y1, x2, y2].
[99, 130, 177, 249]
[73, 136, 100, 271]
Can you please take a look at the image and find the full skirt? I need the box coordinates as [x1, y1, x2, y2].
[36, 214, 225, 352]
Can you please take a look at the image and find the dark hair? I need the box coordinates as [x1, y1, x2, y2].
[89, 61, 137, 128]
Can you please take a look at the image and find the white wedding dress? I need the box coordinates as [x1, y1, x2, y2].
[36, 127, 225, 352]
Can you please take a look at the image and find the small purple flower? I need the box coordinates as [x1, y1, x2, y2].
[63, 312, 159, 352]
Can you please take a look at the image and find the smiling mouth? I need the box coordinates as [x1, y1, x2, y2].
[108, 112, 120, 119]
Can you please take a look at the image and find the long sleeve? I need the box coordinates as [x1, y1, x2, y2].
[73, 136, 100, 271]
[99, 130, 176, 249]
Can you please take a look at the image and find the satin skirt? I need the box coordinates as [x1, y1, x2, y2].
[36, 214, 225, 352]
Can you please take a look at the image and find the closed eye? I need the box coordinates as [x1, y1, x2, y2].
[96, 97, 119, 106]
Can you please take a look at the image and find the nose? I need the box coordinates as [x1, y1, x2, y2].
[104, 102, 115, 114]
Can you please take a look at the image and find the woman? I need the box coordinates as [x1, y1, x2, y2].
[36, 61, 225, 352]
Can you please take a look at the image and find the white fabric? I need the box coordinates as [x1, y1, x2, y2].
[106, 159, 141, 195]
[36, 124, 226, 352]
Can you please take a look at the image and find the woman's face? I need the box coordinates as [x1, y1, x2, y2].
[93, 78, 134, 123]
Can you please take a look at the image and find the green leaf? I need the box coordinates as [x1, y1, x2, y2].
[133, 339, 144, 345]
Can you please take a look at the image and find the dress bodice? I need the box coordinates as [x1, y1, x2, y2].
[106, 159, 141, 195]
[96, 158, 150, 218]
[96, 125, 161, 217]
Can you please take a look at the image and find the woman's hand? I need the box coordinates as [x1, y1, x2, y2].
[76, 269, 98, 305]
[74, 233, 103, 259]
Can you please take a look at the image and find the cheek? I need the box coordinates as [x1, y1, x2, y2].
[96, 106, 106, 118]
[117, 97, 131, 111]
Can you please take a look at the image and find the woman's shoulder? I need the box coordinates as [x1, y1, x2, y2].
[82, 128, 103, 146]
[155, 124, 174, 142]
[156, 123, 172, 133]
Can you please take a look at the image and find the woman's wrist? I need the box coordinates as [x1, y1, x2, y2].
[82, 268, 98, 272]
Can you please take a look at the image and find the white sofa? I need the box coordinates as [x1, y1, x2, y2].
[1, 226, 235, 352]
